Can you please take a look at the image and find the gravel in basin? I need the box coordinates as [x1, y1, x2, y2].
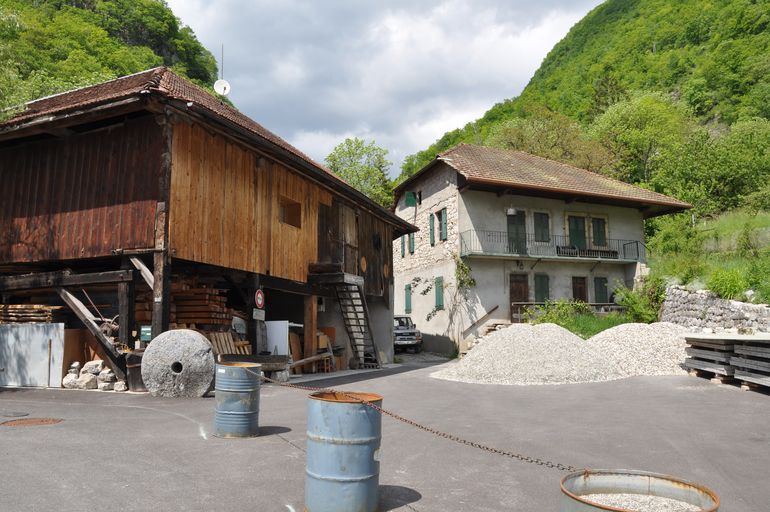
[582, 493, 701, 511]
[431, 322, 688, 386]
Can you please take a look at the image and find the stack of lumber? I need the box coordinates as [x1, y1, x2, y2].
[0, 304, 63, 323]
[135, 279, 242, 330]
[684, 334, 736, 381]
[205, 331, 252, 355]
[730, 334, 770, 389]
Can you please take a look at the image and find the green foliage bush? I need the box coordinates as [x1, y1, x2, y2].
[747, 254, 770, 302]
[525, 300, 631, 339]
[614, 276, 666, 323]
[707, 268, 749, 300]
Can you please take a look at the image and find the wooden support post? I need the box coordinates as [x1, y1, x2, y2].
[151, 250, 170, 339]
[118, 278, 136, 348]
[304, 294, 318, 373]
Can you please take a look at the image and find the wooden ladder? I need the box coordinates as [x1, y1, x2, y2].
[334, 281, 380, 369]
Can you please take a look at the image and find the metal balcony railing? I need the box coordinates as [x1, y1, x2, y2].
[459, 230, 646, 262]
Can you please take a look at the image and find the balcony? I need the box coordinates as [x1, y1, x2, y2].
[459, 230, 646, 263]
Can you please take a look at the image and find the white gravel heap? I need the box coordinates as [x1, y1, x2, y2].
[432, 322, 688, 386]
[583, 493, 700, 511]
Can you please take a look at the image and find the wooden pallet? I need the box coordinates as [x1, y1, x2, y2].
[684, 357, 734, 376]
[205, 331, 252, 356]
[688, 368, 736, 384]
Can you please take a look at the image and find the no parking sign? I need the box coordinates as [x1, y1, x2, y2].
[255, 289, 265, 309]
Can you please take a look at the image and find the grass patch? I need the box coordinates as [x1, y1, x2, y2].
[526, 300, 633, 339]
[550, 312, 633, 339]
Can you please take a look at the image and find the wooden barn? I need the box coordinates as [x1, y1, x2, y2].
[0, 67, 414, 387]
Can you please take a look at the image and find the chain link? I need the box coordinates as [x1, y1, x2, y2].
[248, 369, 579, 473]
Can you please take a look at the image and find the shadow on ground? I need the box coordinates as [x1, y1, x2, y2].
[379, 485, 422, 511]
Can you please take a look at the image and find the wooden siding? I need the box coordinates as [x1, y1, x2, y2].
[358, 210, 393, 297]
[0, 116, 163, 264]
[169, 121, 332, 282]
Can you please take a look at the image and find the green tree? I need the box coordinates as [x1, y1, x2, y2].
[589, 92, 693, 183]
[485, 105, 615, 173]
[325, 138, 394, 207]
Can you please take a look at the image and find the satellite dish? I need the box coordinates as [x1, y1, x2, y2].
[214, 79, 231, 96]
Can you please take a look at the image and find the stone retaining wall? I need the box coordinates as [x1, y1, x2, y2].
[660, 286, 770, 333]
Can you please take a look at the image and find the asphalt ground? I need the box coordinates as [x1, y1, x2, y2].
[1, 359, 769, 511]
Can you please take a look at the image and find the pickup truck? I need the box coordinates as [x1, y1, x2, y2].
[393, 315, 422, 353]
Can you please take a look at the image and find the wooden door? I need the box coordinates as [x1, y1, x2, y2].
[510, 274, 529, 322]
[341, 204, 359, 275]
[572, 277, 587, 302]
[568, 216, 587, 249]
[507, 212, 527, 254]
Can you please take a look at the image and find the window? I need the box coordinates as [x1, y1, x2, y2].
[429, 214, 435, 246]
[405, 191, 417, 207]
[534, 274, 550, 303]
[591, 217, 607, 246]
[439, 208, 448, 241]
[594, 277, 609, 304]
[279, 197, 301, 228]
[401, 235, 405, 258]
[434, 276, 444, 310]
[405, 284, 412, 314]
[408, 232, 415, 254]
[572, 276, 587, 302]
[568, 215, 587, 249]
[534, 212, 550, 242]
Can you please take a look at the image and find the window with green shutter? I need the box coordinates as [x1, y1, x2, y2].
[405, 284, 412, 314]
[534, 274, 550, 303]
[401, 235, 405, 258]
[439, 207, 447, 241]
[534, 212, 550, 242]
[408, 232, 415, 254]
[592, 218, 607, 246]
[429, 213, 435, 246]
[405, 191, 416, 207]
[594, 277, 609, 304]
[434, 276, 444, 309]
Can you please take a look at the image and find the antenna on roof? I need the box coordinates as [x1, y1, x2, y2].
[214, 43, 231, 96]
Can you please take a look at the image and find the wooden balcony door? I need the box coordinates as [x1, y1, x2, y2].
[568, 216, 587, 249]
[507, 211, 527, 254]
[572, 276, 588, 302]
[510, 273, 529, 322]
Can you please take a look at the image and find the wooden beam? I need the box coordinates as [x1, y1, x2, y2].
[151, 251, 170, 339]
[56, 288, 126, 380]
[129, 256, 154, 289]
[304, 294, 318, 373]
[0, 270, 134, 292]
[257, 273, 335, 298]
[118, 279, 136, 349]
[289, 351, 332, 369]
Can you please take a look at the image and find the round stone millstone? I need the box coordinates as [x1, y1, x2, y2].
[141, 329, 215, 398]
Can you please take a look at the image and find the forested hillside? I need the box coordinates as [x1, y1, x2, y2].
[400, 0, 770, 201]
[0, 0, 216, 113]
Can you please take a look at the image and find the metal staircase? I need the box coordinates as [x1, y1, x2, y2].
[309, 272, 380, 369]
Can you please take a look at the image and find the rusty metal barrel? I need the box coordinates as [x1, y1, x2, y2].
[560, 469, 720, 511]
[305, 391, 383, 512]
[213, 362, 261, 438]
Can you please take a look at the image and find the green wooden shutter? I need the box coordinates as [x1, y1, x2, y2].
[592, 218, 607, 246]
[401, 235, 405, 258]
[439, 208, 448, 241]
[534, 212, 550, 242]
[405, 284, 412, 314]
[594, 277, 608, 303]
[435, 276, 444, 310]
[534, 274, 550, 303]
[429, 214, 435, 246]
[405, 192, 416, 207]
[408, 232, 415, 254]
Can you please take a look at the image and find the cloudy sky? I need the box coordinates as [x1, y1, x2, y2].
[166, 0, 602, 176]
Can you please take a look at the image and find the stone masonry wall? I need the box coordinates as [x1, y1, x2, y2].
[660, 286, 770, 333]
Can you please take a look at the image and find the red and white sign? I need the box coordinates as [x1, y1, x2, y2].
[255, 289, 265, 309]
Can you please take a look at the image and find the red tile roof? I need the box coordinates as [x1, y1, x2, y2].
[399, 143, 691, 214]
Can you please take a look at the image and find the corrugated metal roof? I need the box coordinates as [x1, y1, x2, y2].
[401, 143, 690, 211]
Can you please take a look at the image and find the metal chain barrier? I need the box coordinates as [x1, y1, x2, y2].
[248, 368, 579, 472]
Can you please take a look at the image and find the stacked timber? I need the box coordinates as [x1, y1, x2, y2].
[0, 304, 63, 323]
[684, 334, 736, 382]
[134, 279, 240, 330]
[730, 335, 770, 390]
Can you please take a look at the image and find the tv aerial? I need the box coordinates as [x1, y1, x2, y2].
[214, 44, 231, 96]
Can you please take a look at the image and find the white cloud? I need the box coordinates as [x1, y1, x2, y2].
[166, 0, 602, 175]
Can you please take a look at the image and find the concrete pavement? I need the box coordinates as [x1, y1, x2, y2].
[1, 359, 769, 511]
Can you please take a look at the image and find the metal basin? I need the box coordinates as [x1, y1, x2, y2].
[560, 469, 719, 511]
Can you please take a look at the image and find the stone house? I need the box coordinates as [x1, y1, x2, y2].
[392, 144, 691, 353]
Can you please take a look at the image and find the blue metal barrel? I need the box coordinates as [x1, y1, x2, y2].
[305, 391, 383, 512]
[213, 362, 261, 438]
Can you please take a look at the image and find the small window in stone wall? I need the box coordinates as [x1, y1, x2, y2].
[439, 208, 448, 241]
[279, 196, 301, 228]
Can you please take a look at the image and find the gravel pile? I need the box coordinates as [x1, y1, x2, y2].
[431, 322, 688, 386]
[582, 493, 700, 511]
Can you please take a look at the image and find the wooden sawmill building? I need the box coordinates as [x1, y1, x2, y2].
[0, 67, 414, 386]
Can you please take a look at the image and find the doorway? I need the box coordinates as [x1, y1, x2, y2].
[568, 216, 587, 250]
[572, 276, 588, 302]
[507, 211, 527, 254]
[510, 273, 529, 322]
